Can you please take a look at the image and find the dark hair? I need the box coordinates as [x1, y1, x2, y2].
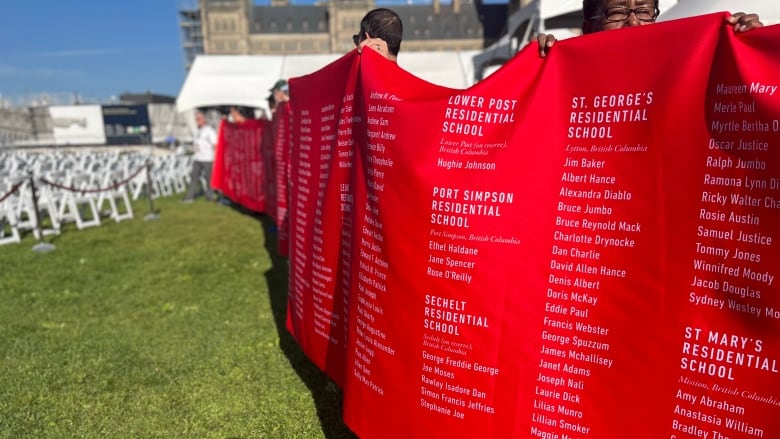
[230, 105, 255, 119]
[359, 8, 403, 57]
[583, 0, 659, 20]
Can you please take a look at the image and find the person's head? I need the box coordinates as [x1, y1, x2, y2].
[354, 8, 403, 58]
[195, 110, 207, 127]
[229, 105, 254, 123]
[270, 79, 290, 104]
[582, 0, 659, 34]
[267, 93, 277, 114]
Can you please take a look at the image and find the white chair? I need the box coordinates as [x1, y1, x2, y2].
[96, 169, 134, 223]
[127, 157, 152, 201]
[12, 178, 60, 240]
[0, 178, 22, 245]
[34, 176, 63, 237]
[57, 173, 101, 230]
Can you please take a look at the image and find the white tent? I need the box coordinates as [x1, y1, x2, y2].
[399, 51, 479, 90]
[658, 0, 779, 26]
[176, 55, 288, 113]
[176, 51, 480, 113]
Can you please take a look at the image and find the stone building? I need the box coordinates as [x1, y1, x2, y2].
[179, 0, 508, 70]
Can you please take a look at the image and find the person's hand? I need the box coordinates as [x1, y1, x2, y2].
[726, 12, 763, 33]
[358, 36, 391, 60]
[536, 33, 557, 58]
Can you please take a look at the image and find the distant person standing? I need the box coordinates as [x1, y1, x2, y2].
[354, 8, 403, 62]
[182, 110, 217, 203]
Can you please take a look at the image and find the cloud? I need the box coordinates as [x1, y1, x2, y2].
[35, 46, 179, 58]
[0, 64, 83, 77]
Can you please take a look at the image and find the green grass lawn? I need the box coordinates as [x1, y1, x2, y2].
[0, 196, 357, 438]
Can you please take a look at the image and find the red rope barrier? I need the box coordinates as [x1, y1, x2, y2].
[0, 181, 24, 203]
[39, 166, 145, 194]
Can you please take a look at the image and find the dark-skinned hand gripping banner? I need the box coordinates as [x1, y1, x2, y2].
[287, 13, 780, 438]
[210, 118, 266, 212]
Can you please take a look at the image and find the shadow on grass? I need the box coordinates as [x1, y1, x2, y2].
[227, 202, 358, 439]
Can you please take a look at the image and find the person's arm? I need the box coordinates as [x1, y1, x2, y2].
[726, 12, 763, 32]
[206, 127, 218, 150]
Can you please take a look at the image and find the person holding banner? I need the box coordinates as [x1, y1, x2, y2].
[353, 8, 403, 62]
[270, 79, 290, 105]
[536, 0, 764, 57]
[228, 105, 255, 123]
[182, 110, 217, 203]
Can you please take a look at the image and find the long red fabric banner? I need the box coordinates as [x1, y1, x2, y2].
[271, 102, 291, 256]
[287, 13, 780, 438]
[262, 102, 291, 228]
[286, 53, 360, 386]
[211, 118, 267, 212]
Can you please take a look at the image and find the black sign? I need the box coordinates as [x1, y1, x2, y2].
[101, 105, 151, 145]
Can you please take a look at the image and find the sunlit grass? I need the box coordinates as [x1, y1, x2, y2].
[0, 196, 356, 438]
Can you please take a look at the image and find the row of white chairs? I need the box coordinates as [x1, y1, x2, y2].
[0, 149, 193, 246]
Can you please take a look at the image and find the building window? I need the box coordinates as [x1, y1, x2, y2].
[302, 20, 309, 31]
[270, 20, 277, 31]
[286, 20, 293, 31]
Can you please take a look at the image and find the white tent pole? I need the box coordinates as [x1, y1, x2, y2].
[538, 0, 546, 34]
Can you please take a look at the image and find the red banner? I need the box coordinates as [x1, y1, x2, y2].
[261, 117, 277, 219]
[211, 118, 266, 212]
[262, 103, 292, 228]
[272, 102, 292, 256]
[287, 13, 780, 438]
[286, 53, 361, 386]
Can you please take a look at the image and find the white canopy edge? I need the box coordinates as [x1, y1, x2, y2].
[177, 51, 482, 113]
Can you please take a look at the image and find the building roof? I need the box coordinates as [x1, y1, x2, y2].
[120, 92, 176, 105]
[394, 4, 507, 41]
[247, 4, 507, 41]
[251, 5, 329, 34]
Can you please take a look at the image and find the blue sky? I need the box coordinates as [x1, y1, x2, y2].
[0, 0, 496, 105]
[0, 1, 189, 104]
